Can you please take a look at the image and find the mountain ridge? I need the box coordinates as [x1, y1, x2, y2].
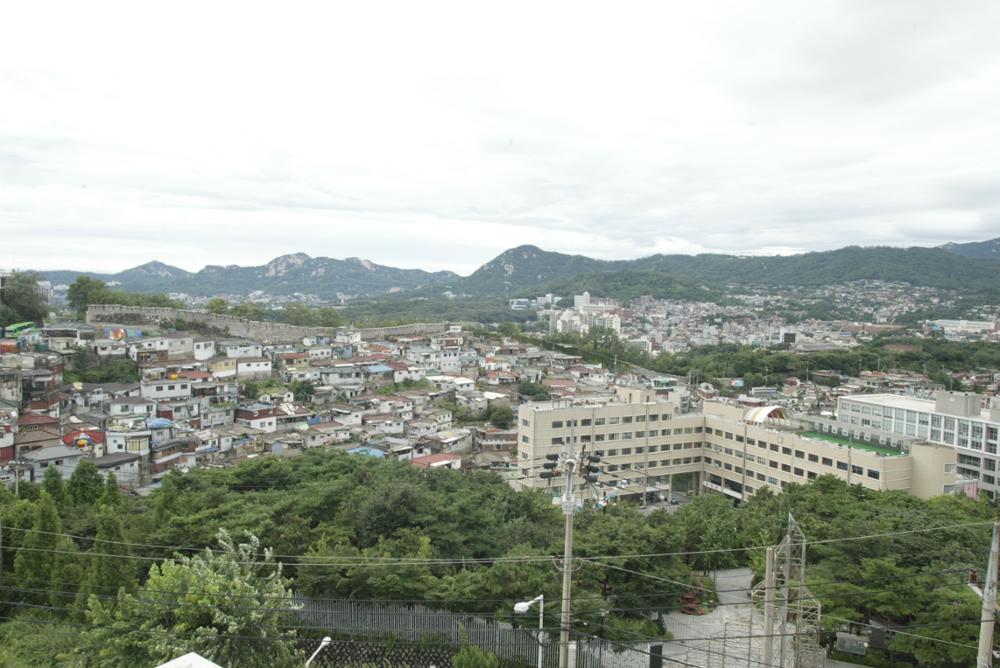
[37, 238, 1000, 299]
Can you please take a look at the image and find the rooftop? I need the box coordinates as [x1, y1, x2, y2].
[798, 430, 903, 457]
[845, 393, 995, 421]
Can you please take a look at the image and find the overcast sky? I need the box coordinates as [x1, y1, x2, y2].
[2, 1, 999, 275]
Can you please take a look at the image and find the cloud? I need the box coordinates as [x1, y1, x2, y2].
[1, 0, 999, 275]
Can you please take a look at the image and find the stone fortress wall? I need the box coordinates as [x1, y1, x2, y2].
[86, 305, 475, 343]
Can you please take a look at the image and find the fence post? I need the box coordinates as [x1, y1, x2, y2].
[648, 643, 663, 668]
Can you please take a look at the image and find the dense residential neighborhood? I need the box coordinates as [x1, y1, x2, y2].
[3, 292, 999, 507]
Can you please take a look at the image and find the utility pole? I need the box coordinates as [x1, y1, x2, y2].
[977, 521, 1000, 668]
[558, 453, 577, 668]
[763, 546, 776, 668]
[778, 517, 792, 668]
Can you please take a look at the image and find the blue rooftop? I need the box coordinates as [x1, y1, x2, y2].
[346, 446, 386, 458]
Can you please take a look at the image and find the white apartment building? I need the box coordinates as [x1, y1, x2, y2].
[516, 388, 966, 503]
[140, 380, 192, 401]
[838, 391, 1000, 498]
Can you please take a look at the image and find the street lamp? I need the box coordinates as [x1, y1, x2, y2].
[514, 594, 544, 668]
[305, 636, 332, 667]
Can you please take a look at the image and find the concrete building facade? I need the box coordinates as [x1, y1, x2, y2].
[516, 389, 965, 503]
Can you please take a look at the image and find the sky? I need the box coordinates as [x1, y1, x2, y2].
[2, 1, 1000, 276]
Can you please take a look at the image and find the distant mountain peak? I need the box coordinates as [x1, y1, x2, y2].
[939, 237, 1000, 261]
[346, 257, 377, 271]
[264, 253, 312, 277]
[121, 260, 190, 278]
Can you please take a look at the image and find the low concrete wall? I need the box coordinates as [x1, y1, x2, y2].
[85, 305, 475, 343]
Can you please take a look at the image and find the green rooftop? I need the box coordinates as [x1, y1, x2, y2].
[799, 430, 902, 457]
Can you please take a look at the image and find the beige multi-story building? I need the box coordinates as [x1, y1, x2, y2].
[515, 388, 969, 503]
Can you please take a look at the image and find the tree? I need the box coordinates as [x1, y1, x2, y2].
[452, 633, 501, 668]
[517, 381, 549, 401]
[68, 460, 105, 506]
[67, 277, 112, 316]
[290, 380, 315, 403]
[243, 381, 261, 400]
[487, 404, 514, 429]
[75, 530, 303, 668]
[75, 509, 135, 612]
[280, 302, 316, 326]
[14, 491, 81, 605]
[230, 302, 266, 320]
[205, 298, 229, 314]
[0, 271, 48, 326]
[41, 466, 67, 507]
[97, 473, 122, 508]
[314, 306, 342, 327]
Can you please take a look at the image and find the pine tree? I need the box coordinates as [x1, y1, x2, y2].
[68, 460, 104, 506]
[76, 510, 134, 613]
[14, 492, 65, 604]
[41, 466, 67, 507]
[97, 473, 122, 508]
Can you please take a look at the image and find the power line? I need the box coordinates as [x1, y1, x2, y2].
[3, 518, 993, 567]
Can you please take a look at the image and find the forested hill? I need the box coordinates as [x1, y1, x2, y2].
[39, 240, 1000, 300]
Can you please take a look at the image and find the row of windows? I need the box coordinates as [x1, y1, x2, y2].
[708, 445, 881, 479]
[708, 456, 881, 482]
[549, 429, 705, 444]
[550, 416, 696, 430]
[605, 456, 702, 472]
[153, 383, 190, 392]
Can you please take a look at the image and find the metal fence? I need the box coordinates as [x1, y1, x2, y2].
[293, 595, 652, 668]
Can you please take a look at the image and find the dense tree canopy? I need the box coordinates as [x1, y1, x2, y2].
[0, 270, 49, 327]
[0, 449, 996, 666]
[66, 276, 182, 317]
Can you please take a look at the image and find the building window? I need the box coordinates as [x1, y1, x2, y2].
[808, 454, 818, 463]
[822, 457, 833, 467]
[867, 469, 880, 480]
[793, 467, 804, 477]
[836, 461, 848, 471]
[551, 421, 563, 428]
